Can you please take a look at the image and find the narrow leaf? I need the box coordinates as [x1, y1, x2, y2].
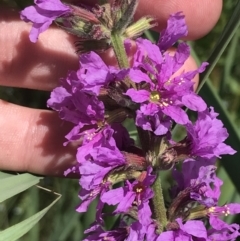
[0, 173, 42, 202]
[0, 171, 14, 180]
[0, 193, 61, 241]
[197, 1, 240, 92]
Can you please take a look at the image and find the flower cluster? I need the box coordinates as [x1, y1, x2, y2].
[21, 0, 240, 240]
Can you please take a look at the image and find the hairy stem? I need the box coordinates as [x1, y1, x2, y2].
[110, 32, 136, 89]
[152, 173, 167, 233]
[110, 32, 129, 68]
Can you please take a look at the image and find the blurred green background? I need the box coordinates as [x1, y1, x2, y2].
[1, 0, 240, 240]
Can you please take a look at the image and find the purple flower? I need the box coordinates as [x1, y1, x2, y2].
[101, 168, 155, 214]
[76, 127, 127, 217]
[125, 37, 207, 130]
[157, 218, 207, 241]
[170, 159, 240, 241]
[83, 224, 129, 241]
[75, 123, 130, 164]
[47, 70, 104, 128]
[48, 51, 129, 131]
[20, 0, 70, 42]
[136, 106, 172, 135]
[185, 107, 236, 159]
[78, 52, 129, 95]
[208, 215, 240, 240]
[79, 143, 126, 191]
[77, 182, 110, 216]
[83, 221, 147, 241]
[48, 51, 131, 155]
[64, 122, 135, 176]
[203, 204, 240, 240]
[172, 158, 222, 206]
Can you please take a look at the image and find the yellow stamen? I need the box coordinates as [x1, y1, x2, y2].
[150, 91, 160, 102]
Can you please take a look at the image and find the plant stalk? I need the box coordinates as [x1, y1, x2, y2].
[110, 32, 136, 89]
[152, 173, 167, 233]
[110, 32, 129, 69]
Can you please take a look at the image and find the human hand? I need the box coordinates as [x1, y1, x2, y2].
[0, 0, 222, 176]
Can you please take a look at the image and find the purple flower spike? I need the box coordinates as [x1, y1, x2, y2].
[20, 0, 70, 42]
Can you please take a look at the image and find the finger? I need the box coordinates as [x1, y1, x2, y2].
[0, 100, 76, 176]
[135, 0, 222, 40]
[0, 3, 205, 91]
[0, 8, 79, 91]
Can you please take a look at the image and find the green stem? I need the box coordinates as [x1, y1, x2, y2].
[110, 32, 136, 89]
[152, 173, 167, 233]
[110, 32, 129, 68]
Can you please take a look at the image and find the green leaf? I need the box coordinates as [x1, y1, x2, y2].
[0, 192, 61, 241]
[0, 173, 42, 202]
[0, 171, 14, 179]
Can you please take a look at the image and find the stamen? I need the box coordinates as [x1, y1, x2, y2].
[208, 205, 230, 217]
[150, 91, 160, 102]
[84, 131, 95, 141]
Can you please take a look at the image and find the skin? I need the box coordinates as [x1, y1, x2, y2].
[0, 0, 222, 176]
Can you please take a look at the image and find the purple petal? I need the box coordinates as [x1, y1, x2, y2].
[125, 89, 149, 103]
[20, 0, 70, 42]
[138, 202, 152, 226]
[182, 93, 207, 112]
[156, 231, 174, 241]
[209, 216, 240, 240]
[154, 122, 169, 135]
[228, 203, 240, 214]
[101, 188, 124, 205]
[157, 12, 188, 51]
[162, 105, 189, 124]
[129, 69, 152, 84]
[136, 110, 153, 131]
[182, 220, 207, 238]
[172, 42, 190, 72]
[115, 191, 136, 213]
[137, 38, 163, 64]
[214, 143, 236, 157]
[181, 62, 208, 82]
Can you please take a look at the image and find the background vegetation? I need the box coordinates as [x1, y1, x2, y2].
[1, 1, 240, 240]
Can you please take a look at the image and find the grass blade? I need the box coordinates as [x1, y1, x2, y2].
[197, 1, 240, 92]
[0, 191, 61, 241]
[0, 173, 42, 202]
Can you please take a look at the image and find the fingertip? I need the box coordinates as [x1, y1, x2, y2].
[0, 8, 79, 90]
[136, 0, 223, 40]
